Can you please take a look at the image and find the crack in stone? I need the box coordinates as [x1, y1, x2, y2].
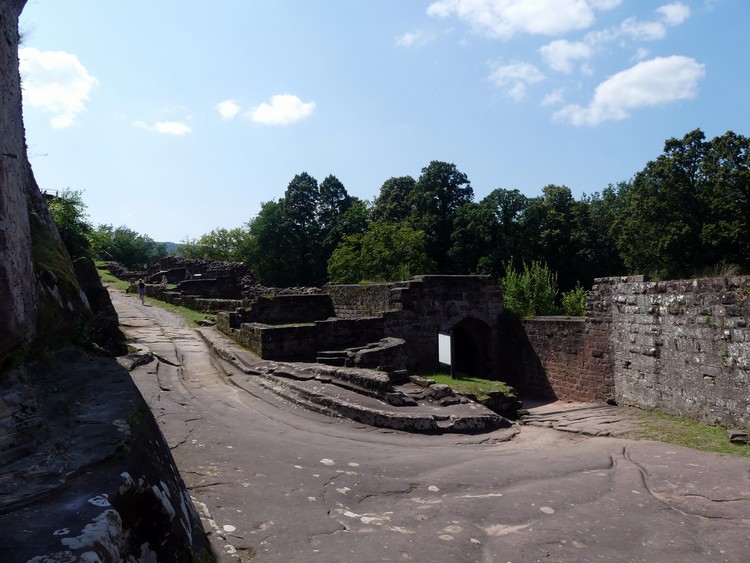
[620, 446, 731, 523]
[682, 493, 750, 504]
[154, 354, 181, 367]
[189, 481, 233, 491]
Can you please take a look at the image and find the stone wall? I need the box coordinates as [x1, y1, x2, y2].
[218, 275, 505, 375]
[244, 294, 335, 325]
[385, 276, 504, 374]
[233, 317, 385, 361]
[499, 317, 612, 401]
[591, 275, 750, 429]
[325, 283, 403, 318]
[177, 277, 243, 299]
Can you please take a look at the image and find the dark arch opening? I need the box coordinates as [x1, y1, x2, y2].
[452, 317, 491, 378]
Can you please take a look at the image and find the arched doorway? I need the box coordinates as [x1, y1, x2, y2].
[451, 317, 492, 379]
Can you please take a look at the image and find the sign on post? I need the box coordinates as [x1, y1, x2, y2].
[437, 331, 455, 378]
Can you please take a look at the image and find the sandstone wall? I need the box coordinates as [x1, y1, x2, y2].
[324, 282, 403, 318]
[592, 276, 750, 429]
[385, 275, 504, 374]
[0, 0, 35, 363]
[500, 317, 612, 401]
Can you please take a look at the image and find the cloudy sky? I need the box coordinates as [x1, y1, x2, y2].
[18, 0, 749, 242]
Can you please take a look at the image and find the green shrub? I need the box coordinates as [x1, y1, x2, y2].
[502, 260, 558, 317]
[561, 283, 587, 316]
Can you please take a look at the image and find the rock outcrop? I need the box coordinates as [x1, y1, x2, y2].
[0, 1, 213, 560]
[0, 0, 35, 366]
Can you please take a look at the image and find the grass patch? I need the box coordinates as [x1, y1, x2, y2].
[622, 409, 750, 457]
[145, 299, 207, 327]
[425, 372, 515, 402]
[99, 269, 130, 292]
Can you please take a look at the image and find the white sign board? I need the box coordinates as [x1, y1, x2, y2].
[438, 333, 451, 366]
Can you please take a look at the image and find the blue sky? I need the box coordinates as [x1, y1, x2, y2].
[18, 0, 749, 243]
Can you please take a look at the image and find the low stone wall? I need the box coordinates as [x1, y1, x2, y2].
[324, 283, 403, 319]
[233, 317, 386, 361]
[239, 323, 318, 360]
[592, 275, 750, 429]
[176, 277, 243, 299]
[245, 294, 335, 324]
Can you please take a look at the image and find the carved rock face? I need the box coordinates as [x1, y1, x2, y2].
[0, 0, 94, 368]
[0, 0, 35, 363]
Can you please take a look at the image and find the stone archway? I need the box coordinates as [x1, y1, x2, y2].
[452, 317, 492, 378]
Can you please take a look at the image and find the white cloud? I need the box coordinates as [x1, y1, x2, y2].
[553, 55, 705, 126]
[611, 3, 690, 42]
[633, 47, 650, 61]
[540, 40, 592, 73]
[541, 88, 565, 106]
[620, 17, 666, 40]
[657, 3, 690, 26]
[134, 120, 192, 135]
[396, 30, 436, 48]
[217, 99, 240, 120]
[19, 47, 98, 128]
[488, 62, 545, 100]
[427, 0, 619, 39]
[247, 94, 315, 125]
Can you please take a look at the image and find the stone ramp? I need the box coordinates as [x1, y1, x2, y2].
[521, 401, 644, 436]
[197, 327, 512, 434]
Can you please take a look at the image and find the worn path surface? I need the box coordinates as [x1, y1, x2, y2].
[111, 290, 750, 563]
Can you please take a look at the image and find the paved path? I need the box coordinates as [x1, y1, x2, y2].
[112, 290, 750, 563]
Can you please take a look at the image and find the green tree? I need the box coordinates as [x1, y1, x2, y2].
[448, 201, 495, 274]
[371, 176, 416, 223]
[246, 200, 296, 286]
[318, 175, 355, 257]
[322, 197, 369, 253]
[576, 186, 626, 281]
[700, 131, 750, 270]
[91, 224, 167, 270]
[46, 188, 92, 259]
[328, 221, 435, 283]
[410, 161, 473, 273]
[177, 227, 251, 262]
[473, 188, 530, 277]
[614, 129, 710, 278]
[282, 172, 324, 285]
[522, 185, 580, 290]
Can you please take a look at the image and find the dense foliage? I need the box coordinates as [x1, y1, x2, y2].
[46, 188, 92, 260]
[46, 189, 167, 269]
[502, 260, 558, 317]
[90, 225, 167, 270]
[47, 129, 750, 312]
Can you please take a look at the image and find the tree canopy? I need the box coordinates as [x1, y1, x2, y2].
[50, 130, 750, 296]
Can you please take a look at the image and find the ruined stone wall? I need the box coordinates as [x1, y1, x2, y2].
[237, 317, 385, 361]
[385, 276, 504, 374]
[324, 283, 403, 319]
[177, 277, 243, 299]
[245, 294, 335, 324]
[591, 276, 750, 429]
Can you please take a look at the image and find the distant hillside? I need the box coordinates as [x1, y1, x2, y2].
[160, 241, 179, 255]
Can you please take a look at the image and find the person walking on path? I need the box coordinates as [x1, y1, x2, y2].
[138, 278, 146, 304]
